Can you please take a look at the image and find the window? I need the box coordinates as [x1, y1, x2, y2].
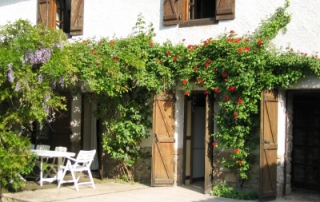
[37, 0, 84, 36]
[163, 0, 235, 27]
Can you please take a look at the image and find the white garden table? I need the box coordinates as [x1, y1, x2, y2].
[30, 149, 75, 186]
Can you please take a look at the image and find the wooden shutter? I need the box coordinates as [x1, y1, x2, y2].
[70, 0, 84, 36]
[152, 92, 175, 186]
[216, 0, 235, 20]
[37, 0, 50, 26]
[259, 91, 278, 201]
[163, 0, 180, 25]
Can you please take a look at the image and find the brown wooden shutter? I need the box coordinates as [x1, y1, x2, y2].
[216, 0, 235, 20]
[151, 92, 175, 186]
[70, 0, 84, 36]
[259, 90, 278, 201]
[163, 0, 180, 25]
[37, 0, 50, 26]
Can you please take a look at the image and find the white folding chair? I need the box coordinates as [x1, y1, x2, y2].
[45, 146, 67, 178]
[58, 150, 96, 191]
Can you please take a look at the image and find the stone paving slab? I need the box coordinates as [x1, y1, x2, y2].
[1, 181, 246, 202]
[2, 180, 297, 202]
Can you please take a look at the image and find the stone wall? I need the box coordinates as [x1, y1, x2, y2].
[212, 146, 260, 194]
[101, 147, 152, 183]
[174, 148, 183, 185]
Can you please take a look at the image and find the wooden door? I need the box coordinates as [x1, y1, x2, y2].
[151, 92, 175, 186]
[259, 91, 278, 201]
[204, 94, 213, 194]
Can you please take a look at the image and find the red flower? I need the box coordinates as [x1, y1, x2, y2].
[235, 38, 241, 43]
[110, 41, 115, 45]
[222, 72, 227, 77]
[228, 38, 233, 43]
[235, 148, 239, 153]
[230, 30, 235, 34]
[214, 88, 220, 93]
[224, 78, 228, 82]
[238, 98, 243, 104]
[257, 40, 263, 46]
[201, 81, 205, 85]
[185, 91, 189, 96]
[92, 50, 97, 55]
[113, 57, 118, 61]
[224, 96, 229, 101]
[149, 42, 154, 47]
[206, 59, 211, 63]
[234, 113, 238, 118]
[244, 46, 250, 52]
[228, 86, 236, 92]
[212, 142, 217, 147]
[182, 79, 188, 85]
[173, 57, 177, 61]
[83, 40, 87, 43]
[195, 45, 199, 49]
[204, 90, 209, 94]
[188, 45, 193, 50]
[238, 48, 243, 53]
[244, 39, 249, 43]
[182, 38, 185, 41]
[167, 50, 171, 55]
[197, 78, 201, 83]
[193, 66, 198, 71]
[238, 160, 242, 165]
[205, 63, 209, 67]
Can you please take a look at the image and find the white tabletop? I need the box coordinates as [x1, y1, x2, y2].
[30, 150, 75, 158]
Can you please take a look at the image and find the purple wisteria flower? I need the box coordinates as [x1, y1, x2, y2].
[60, 77, 65, 88]
[52, 80, 56, 89]
[38, 74, 43, 83]
[14, 82, 21, 92]
[24, 47, 52, 65]
[7, 63, 14, 83]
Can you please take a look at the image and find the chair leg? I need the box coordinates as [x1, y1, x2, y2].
[69, 168, 79, 191]
[57, 162, 69, 188]
[87, 169, 96, 189]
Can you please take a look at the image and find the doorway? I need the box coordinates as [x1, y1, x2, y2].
[183, 92, 213, 193]
[81, 93, 99, 171]
[291, 93, 320, 191]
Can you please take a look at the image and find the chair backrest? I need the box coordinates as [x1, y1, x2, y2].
[55, 146, 67, 152]
[75, 150, 96, 164]
[36, 144, 50, 150]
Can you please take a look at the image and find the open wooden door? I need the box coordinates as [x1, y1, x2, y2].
[259, 90, 278, 201]
[204, 94, 213, 194]
[151, 92, 175, 186]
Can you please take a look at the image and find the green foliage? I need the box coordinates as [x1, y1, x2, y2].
[212, 181, 258, 200]
[0, 19, 77, 191]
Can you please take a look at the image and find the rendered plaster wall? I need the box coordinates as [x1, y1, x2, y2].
[1, 1, 320, 55]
